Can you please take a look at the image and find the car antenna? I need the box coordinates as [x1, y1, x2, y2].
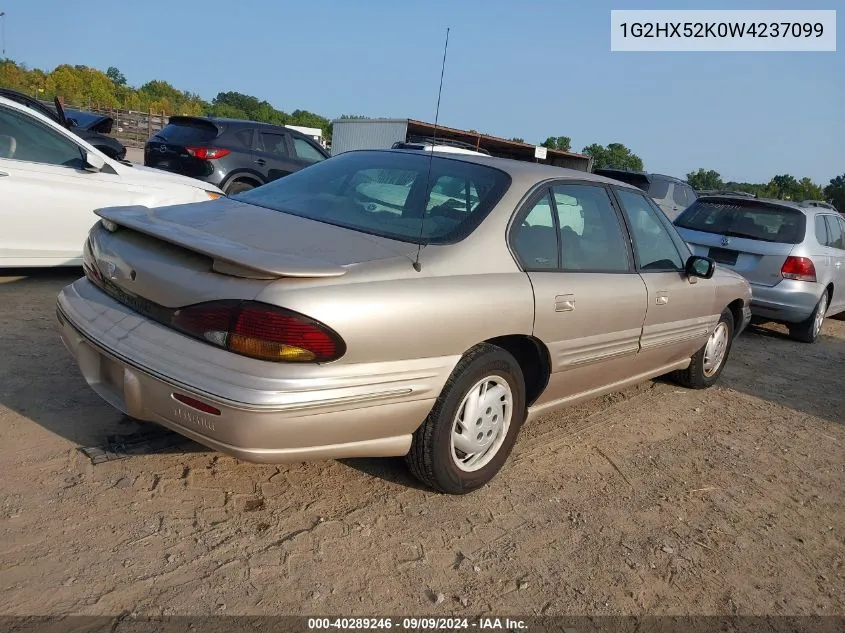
[412, 26, 450, 273]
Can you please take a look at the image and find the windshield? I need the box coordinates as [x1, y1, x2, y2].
[675, 199, 807, 244]
[236, 151, 512, 244]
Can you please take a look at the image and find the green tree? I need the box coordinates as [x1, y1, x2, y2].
[794, 177, 824, 202]
[106, 66, 127, 86]
[824, 174, 845, 211]
[686, 168, 723, 191]
[582, 142, 643, 171]
[769, 174, 799, 200]
[541, 136, 571, 152]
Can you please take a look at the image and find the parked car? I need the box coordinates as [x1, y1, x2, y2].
[0, 95, 223, 267]
[144, 116, 330, 196]
[392, 137, 491, 156]
[593, 168, 697, 220]
[675, 195, 845, 343]
[0, 88, 127, 161]
[57, 150, 751, 493]
[698, 190, 756, 199]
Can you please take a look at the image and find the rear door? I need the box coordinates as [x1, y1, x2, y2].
[255, 130, 300, 182]
[613, 187, 716, 366]
[509, 182, 648, 406]
[675, 198, 808, 287]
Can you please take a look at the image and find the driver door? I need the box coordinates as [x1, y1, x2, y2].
[0, 103, 137, 265]
[612, 186, 718, 366]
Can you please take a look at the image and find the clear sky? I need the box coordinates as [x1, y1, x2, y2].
[1, 0, 842, 184]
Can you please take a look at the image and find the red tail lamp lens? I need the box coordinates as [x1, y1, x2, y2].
[781, 256, 816, 282]
[169, 301, 345, 363]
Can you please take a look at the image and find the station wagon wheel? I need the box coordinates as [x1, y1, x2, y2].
[673, 309, 735, 390]
[789, 290, 828, 344]
[406, 343, 526, 494]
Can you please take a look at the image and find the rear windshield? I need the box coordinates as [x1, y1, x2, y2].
[235, 151, 511, 244]
[675, 199, 807, 244]
[156, 119, 219, 145]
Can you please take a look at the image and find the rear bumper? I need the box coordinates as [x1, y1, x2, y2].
[57, 279, 454, 463]
[748, 280, 824, 323]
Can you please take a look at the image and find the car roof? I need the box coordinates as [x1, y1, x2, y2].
[593, 168, 689, 185]
[691, 194, 833, 215]
[170, 115, 316, 139]
[366, 148, 646, 190]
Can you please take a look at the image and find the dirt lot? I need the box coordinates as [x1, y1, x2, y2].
[0, 269, 842, 617]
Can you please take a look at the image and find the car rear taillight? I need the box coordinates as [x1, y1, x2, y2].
[781, 256, 817, 282]
[170, 301, 345, 363]
[185, 147, 230, 160]
[82, 238, 104, 287]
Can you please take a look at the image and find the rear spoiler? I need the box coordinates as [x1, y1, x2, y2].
[94, 206, 347, 279]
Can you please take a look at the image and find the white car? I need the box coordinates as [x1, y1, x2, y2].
[0, 96, 223, 267]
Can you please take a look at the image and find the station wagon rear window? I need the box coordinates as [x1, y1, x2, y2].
[675, 199, 807, 245]
[236, 151, 511, 244]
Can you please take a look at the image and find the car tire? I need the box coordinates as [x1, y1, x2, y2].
[405, 343, 526, 494]
[225, 180, 255, 196]
[788, 290, 828, 343]
[673, 309, 734, 390]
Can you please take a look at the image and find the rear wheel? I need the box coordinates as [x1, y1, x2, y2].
[406, 344, 526, 494]
[789, 291, 828, 343]
[673, 309, 734, 389]
[225, 179, 256, 196]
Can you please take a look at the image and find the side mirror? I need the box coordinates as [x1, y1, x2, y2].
[83, 150, 106, 172]
[686, 255, 715, 279]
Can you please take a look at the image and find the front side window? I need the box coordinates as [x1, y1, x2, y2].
[293, 137, 326, 163]
[552, 184, 630, 272]
[0, 105, 84, 168]
[616, 188, 685, 271]
[236, 150, 511, 244]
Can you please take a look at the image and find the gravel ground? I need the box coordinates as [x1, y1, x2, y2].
[0, 269, 842, 617]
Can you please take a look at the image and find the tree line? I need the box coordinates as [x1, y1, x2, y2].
[0, 58, 332, 139]
[1, 58, 840, 208]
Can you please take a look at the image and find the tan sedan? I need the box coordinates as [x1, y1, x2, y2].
[57, 150, 752, 494]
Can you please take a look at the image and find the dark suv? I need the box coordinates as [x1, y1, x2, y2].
[593, 168, 697, 220]
[144, 116, 330, 195]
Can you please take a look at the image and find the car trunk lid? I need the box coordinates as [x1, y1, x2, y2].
[674, 197, 806, 287]
[87, 198, 419, 309]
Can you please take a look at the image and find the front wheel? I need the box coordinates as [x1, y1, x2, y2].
[225, 179, 256, 196]
[673, 309, 734, 389]
[406, 344, 526, 494]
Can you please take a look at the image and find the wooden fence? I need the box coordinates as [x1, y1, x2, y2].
[63, 103, 169, 148]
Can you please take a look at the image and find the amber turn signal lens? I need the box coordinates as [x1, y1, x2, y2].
[227, 334, 317, 362]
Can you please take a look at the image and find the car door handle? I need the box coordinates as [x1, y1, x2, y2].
[254, 159, 266, 166]
[554, 294, 575, 312]
[655, 292, 669, 305]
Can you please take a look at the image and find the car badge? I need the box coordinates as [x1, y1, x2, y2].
[159, 144, 167, 153]
[106, 262, 118, 280]
[721, 236, 730, 247]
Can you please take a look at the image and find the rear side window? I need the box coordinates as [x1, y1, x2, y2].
[815, 215, 829, 244]
[259, 132, 289, 156]
[647, 177, 671, 199]
[824, 215, 845, 249]
[675, 199, 807, 245]
[235, 129, 254, 148]
[157, 120, 219, 145]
